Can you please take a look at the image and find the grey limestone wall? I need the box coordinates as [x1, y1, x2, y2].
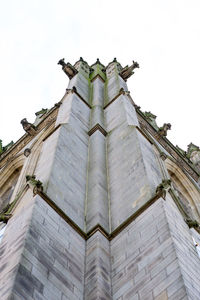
[10, 195, 85, 300]
[110, 197, 188, 300]
[67, 72, 90, 104]
[105, 62, 128, 104]
[35, 93, 90, 230]
[164, 194, 200, 300]
[0, 189, 36, 300]
[105, 95, 162, 231]
[84, 231, 112, 299]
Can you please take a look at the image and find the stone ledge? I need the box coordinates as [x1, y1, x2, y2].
[88, 124, 107, 137]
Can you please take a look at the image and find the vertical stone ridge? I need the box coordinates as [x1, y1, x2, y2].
[35, 64, 91, 231]
[84, 232, 112, 299]
[86, 77, 109, 233]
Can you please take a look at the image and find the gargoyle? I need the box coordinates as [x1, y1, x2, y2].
[58, 58, 78, 79]
[120, 61, 139, 81]
[156, 179, 171, 199]
[158, 123, 171, 137]
[26, 175, 43, 195]
[21, 118, 36, 136]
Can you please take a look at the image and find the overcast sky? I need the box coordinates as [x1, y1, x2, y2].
[0, 0, 200, 151]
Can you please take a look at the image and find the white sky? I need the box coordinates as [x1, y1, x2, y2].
[0, 0, 199, 151]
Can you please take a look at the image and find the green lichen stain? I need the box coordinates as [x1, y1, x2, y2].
[90, 64, 106, 81]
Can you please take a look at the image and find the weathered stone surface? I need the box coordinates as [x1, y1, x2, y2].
[84, 231, 112, 299]
[1, 58, 200, 300]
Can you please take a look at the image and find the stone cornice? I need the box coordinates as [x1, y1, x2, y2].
[90, 74, 105, 83]
[88, 124, 107, 137]
[36, 189, 165, 241]
[68, 87, 92, 108]
[104, 88, 127, 109]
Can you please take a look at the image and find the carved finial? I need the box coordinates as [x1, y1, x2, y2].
[58, 58, 66, 66]
[120, 60, 139, 80]
[72, 86, 77, 93]
[80, 57, 83, 61]
[113, 58, 117, 62]
[158, 123, 171, 137]
[156, 179, 171, 199]
[96, 58, 100, 64]
[26, 175, 43, 195]
[21, 118, 36, 136]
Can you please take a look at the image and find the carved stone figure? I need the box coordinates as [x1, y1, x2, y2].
[26, 175, 43, 195]
[156, 179, 171, 199]
[24, 148, 31, 157]
[21, 118, 36, 136]
[58, 58, 78, 79]
[158, 123, 171, 137]
[120, 61, 139, 80]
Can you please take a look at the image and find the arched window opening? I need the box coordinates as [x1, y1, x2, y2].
[168, 169, 200, 221]
[0, 167, 22, 212]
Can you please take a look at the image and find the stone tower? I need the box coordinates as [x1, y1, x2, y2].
[1, 57, 200, 300]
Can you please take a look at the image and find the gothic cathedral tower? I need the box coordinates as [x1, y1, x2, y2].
[1, 58, 200, 299]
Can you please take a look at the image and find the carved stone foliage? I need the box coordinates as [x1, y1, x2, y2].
[143, 112, 159, 130]
[185, 218, 199, 229]
[120, 60, 139, 80]
[21, 118, 37, 136]
[26, 175, 43, 195]
[156, 179, 171, 199]
[0, 140, 14, 156]
[58, 58, 78, 79]
[35, 108, 48, 117]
